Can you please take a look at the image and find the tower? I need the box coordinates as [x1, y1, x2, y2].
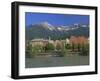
[49, 36, 51, 41]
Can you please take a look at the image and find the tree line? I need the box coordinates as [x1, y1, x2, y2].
[26, 42, 89, 58]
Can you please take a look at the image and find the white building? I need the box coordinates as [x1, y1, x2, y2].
[65, 38, 70, 44]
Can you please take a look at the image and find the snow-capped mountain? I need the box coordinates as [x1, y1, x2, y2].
[26, 22, 89, 40]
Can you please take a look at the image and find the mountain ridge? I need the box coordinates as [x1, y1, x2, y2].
[26, 22, 89, 40]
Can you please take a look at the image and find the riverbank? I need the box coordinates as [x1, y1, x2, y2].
[25, 55, 89, 68]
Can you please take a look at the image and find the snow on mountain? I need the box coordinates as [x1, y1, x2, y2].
[31, 22, 88, 32]
[26, 22, 89, 40]
[38, 22, 56, 31]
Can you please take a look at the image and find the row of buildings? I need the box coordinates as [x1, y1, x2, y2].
[28, 36, 89, 48]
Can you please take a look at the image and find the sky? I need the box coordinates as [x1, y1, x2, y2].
[25, 12, 89, 27]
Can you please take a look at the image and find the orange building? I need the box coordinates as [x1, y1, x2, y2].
[69, 36, 89, 45]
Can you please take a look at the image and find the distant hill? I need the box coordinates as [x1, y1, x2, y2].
[26, 22, 89, 40]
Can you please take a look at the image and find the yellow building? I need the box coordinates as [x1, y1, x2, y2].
[30, 39, 49, 47]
